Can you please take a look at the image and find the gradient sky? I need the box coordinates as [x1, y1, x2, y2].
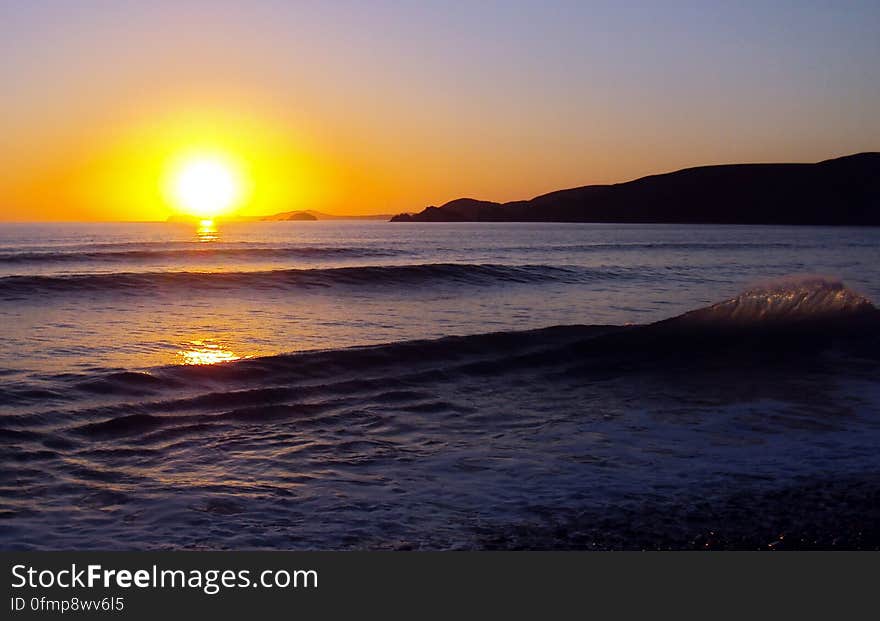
[1, 0, 878, 220]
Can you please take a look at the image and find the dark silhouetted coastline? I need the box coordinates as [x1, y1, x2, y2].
[392, 153, 880, 225]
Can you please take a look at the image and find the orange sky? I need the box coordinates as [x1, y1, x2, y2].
[2, 2, 878, 221]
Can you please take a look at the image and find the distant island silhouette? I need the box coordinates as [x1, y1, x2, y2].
[391, 153, 880, 225]
[259, 210, 391, 221]
[167, 210, 391, 223]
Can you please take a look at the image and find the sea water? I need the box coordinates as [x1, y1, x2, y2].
[1, 221, 879, 548]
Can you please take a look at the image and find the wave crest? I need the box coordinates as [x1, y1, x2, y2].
[0, 263, 627, 298]
[0, 246, 401, 264]
[679, 277, 876, 325]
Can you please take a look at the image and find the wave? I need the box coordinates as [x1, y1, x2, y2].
[3, 273, 879, 551]
[0, 246, 402, 265]
[5, 278, 876, 411]
[1, 239, 863, 265]
[0, 263, 634, 298]
[162, 277, 875, 380]
[672, 276, 877, 326]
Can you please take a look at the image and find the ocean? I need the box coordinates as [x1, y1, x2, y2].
[2, 221, 880, 549]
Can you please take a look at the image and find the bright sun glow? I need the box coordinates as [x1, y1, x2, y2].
[170, 156, 242, 218]
[178, 340, 242, 365]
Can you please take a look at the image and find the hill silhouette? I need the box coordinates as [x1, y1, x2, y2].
[391, 153, 880, 224]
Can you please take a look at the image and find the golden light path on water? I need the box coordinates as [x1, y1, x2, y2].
[176, 222, 247, 365]
[197, 219, 218, 242]
[178, 339, 244, 365]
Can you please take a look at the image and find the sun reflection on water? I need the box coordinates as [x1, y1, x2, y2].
[196, 219, 219, 242]
[178, 339, 242, 365]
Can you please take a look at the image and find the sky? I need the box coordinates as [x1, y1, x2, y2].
[1, 0, 878, 221]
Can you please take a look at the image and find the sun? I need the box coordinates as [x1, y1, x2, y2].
[169, 155, 243, 218]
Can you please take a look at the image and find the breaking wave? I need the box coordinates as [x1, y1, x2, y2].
[674, 276, 877, 325]
[4, 278, 876, 408]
